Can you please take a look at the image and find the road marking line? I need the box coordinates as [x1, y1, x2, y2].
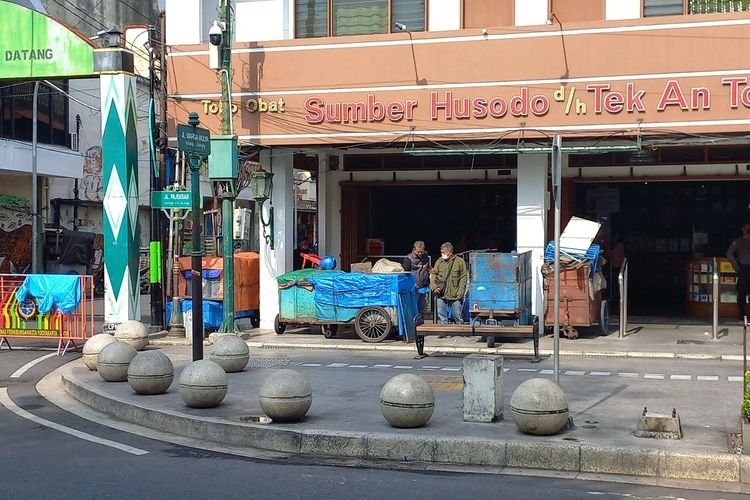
[393, 365, 412, 369]
[10, 353, 57, 379]
[327, 363, 348, 368]
[729, 376, 743, 382]
[564, 370, 585, 376]
[618, 372, 639, 378]
[373, 364, 393, 368]
[518, 368, 538, 372]
[418, 367, 439, 370]
[697, 375, 719, 381]
[349, 365, 367, 368]
[441, 367, 461, 371]
[590, 371, 611, 376]
[422, 366, 441, 369]
[0, 388, 148, 456]
[503, 368, 510, 372]
[301, 363, 322, 367]
[644, 374, 664, 380]
[539, 369, 554, 375]
[670, 374, 692, 380]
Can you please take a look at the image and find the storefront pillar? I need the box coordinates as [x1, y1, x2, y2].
[258, 148, 294, 330]
[516, 154, 548, 324]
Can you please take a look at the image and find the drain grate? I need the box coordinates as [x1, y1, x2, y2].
[237, 415, 272, 424]
[676, 340, 706, 345]
[247, 358, 303, 368]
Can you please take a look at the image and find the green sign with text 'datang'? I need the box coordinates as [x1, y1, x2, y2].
[0, 2, 95, 79]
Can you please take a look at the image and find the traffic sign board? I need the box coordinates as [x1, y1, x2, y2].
[151, 190, 192, 209]
[176, 124, 211, 155]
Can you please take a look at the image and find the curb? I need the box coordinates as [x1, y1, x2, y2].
[60, 368, 749, 484]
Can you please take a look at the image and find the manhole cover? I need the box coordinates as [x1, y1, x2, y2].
[237, 415, 272, 424]
[247, 358, 303, 368]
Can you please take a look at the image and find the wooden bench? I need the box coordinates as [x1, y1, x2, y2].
[414, 321, 540, 361]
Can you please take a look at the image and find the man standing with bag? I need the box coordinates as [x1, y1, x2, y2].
[403, 241, 431, 315]
[430, 242, 467, 325]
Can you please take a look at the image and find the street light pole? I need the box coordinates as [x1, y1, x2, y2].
[552, 135, 562, 385]
[218, 0, 237, 333]
[187, 113, 205, 361]
[31, 81, 40, 274]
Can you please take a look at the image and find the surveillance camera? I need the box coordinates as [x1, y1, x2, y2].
[393, 21, 407, 32]
[209, 20, 224, 46]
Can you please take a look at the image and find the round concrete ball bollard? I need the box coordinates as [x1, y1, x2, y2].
[379, 373, 435, 428]
[127, 350, 174, 395]
[96, 341, 138, 382]
[114, 320, 150, 351]
[209, 335, 250, 373]
[82, 333, 117, 371]
[258, 369, 312, 422]
[510, 378, 569, 436]
[178, 360, 228, 408]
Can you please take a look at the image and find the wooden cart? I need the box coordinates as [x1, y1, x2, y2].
[543, 263, 609, 339]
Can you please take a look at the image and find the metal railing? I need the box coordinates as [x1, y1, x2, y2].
[618, 258, 629, 338]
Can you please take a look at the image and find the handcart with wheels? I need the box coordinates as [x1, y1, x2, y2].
[542, 259, 609, 339]
[273, 269, 419, 343]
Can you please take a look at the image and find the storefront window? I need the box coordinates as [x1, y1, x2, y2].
[296, 0, 425, 38]
[645, 0, 750, 16]
[0, 81, 69, 148]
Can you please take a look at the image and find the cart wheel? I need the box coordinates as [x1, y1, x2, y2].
[354, 306, 392, 343]
[274, 314, 286, 335]
[600, 300, 610, 335]
[250, 313, 260, 329]
[321, 324, 338, 339]
[563, 325, 578, 339]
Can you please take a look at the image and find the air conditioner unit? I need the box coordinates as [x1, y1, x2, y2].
[233, 207, 252, 240]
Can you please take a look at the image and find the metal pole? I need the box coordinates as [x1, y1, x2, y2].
[149, 27, 164, 330]
[219, 0, 237, 333]
[617, 259, 628, 338]
[552, 135, 562, 385]
[32, 81, 40, 274]
[712, 257, 719, 341]
[190, 153, 204, 360]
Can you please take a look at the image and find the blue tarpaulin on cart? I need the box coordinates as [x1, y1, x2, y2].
[544, 242, 601, 273]
[16, 274, 82, 314]
[309, 273, 418, 340]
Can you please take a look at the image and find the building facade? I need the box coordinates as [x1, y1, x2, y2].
[166, 0, 750, 328]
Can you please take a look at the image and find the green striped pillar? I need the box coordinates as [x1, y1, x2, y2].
[101, 74, 141, 326]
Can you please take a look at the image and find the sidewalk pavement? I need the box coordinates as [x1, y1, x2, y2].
[51, 319, 750, 490]
[154, 318, 748, 361]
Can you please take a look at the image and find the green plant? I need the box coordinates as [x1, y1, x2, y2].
[0, 195, 30, 213]
[743, 371, 750, 420]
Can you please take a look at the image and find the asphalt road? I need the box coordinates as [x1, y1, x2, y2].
[0, 343, 745, 499]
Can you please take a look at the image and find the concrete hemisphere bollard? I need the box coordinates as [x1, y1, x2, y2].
[509, 377, 569, 436]
[127, 350, 175, 395]
[96, 341, 138, 382]
[114, 320, 150, 351]
[258, 369, 312, 422]
[208, 334, 250, 373]
[178, 360, 228, 408]
[82, 333, 117, 371]
[379, 373, 435, 428]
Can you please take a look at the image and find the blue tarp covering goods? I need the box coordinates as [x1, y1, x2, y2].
[16, 274, 82, 314]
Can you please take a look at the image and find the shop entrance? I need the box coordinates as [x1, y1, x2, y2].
[341, 182, 517, 267]
[574, 180, 750, 319]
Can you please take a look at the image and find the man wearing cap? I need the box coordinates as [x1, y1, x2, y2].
[430, 242, 467, 324]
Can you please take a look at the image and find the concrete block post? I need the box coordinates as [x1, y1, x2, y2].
[463, 354, 503, 422]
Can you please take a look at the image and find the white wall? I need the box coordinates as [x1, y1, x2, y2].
[428, 0, 461, 31]
[166, 0, 202, 45]
[605, 0, 640, 20]
[235, 0, 290, 42]
[515, 0, 548, 26]
[516, 154, 547, 322]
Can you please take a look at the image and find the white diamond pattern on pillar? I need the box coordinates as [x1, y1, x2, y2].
[128, 170, 138, 238]
[104, 263, 130, 323]
[103, 165, 127, 240]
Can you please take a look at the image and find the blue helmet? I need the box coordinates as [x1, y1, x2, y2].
[319, 256, 337, 270]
